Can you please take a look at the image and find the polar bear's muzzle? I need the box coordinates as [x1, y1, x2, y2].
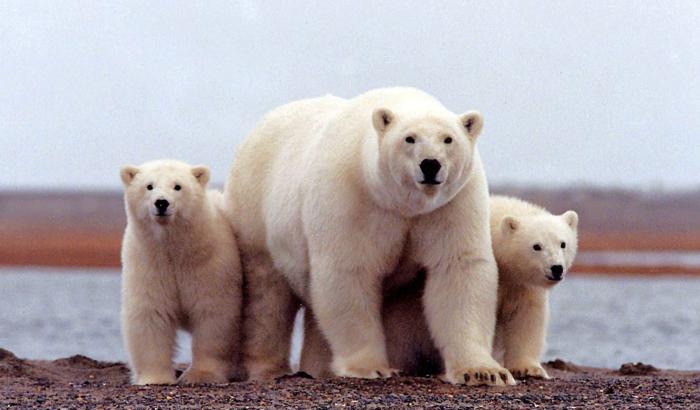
[153, 199, 171, 217]
[545, 265, 564, 282]
[419, 159, 443, 185]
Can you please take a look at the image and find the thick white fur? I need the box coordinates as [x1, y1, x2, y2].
[226, 87, 513, 385]
[491, 195, 578, 379]
[300, 196, 578, 381]
[120, 160, 243, 385]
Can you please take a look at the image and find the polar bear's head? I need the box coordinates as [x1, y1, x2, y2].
[371, 108, 483, 214]
[120, 160, 210, 227]
[498, 211, 579, 287]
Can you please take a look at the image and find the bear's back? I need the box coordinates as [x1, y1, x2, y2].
[226, 94, 348, 249]
[336, 87, 451, 126]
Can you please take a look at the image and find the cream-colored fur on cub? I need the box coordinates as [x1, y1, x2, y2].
[491, 195, 578, 379]
[300, 196, 578, 381]
[120, 160, 243, 385]
[226, 87, 514, 386]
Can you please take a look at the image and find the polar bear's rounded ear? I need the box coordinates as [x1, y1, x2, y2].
[501, 216, 519, 234]
[120, 165, 139, 186]
[562, 210, 579, 230]
[372, 108, 395, 136]
[191, 166, 210, 187]
[459, 111, 484, 141]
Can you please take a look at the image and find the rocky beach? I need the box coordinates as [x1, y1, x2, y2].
[1, 348, 698, 408]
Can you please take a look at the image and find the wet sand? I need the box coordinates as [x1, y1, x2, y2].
[1, 348, 698, 409]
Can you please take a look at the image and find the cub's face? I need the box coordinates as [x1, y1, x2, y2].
[500, 211, 579, 288]
[120, 160, 210, 227]
[373, 108, 483, 214]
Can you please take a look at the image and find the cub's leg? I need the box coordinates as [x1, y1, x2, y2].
[383, 279, 443, 376]
[299, 308, 333, 378]
[179, 308, 240, 384]
[501, 290, 551, 379]
[241, 252, 298, 380]
[123, 308, 177, 385]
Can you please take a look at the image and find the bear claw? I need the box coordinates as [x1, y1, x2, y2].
[335, 366, 399, 380]
[508, 364, 551, 380]
[444, 366, 516, 386]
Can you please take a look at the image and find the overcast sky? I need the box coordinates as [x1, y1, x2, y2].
[1, 1, 698, 190]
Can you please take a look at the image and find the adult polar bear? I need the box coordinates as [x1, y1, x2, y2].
[225, 87, 514, 385]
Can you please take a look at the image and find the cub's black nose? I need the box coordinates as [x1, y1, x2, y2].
[551, 265, 564, 278]
[155, 199, 170, 213]
[420, 159, 442, 182]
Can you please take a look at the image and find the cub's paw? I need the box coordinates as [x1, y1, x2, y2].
[442, 366, 516, 386]
[178, 368, 228, 385]
[508, 364, 551, 380]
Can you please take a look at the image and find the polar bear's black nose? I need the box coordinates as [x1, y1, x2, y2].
[420, 159, 441, 182]
[551, 265, 563, 279]
[155, 199, 170, 213]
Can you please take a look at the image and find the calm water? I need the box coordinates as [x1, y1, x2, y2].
[1, 268, 699, 370]
[577, 251, 700, 268]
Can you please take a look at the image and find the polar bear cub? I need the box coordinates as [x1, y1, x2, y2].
[120, 160, 242, 385]
[491, 195, 578, 379]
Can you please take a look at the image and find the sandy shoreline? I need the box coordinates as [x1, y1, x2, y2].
[2, 228, 699, 275]
[2, 189, 700, 273]
[1, 348, 698, 409]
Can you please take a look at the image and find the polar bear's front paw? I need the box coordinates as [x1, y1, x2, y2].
[442, 366, 516, 386]
[135, 371, 177, 386]
[332, 350, 398, 379]
[508, 363, 551, 380]
[177, 367, 229, 385]
[333, 359, 399, 379]
[335, 365, 399, 379]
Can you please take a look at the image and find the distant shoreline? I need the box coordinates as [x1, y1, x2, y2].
[1, 230, 699, 275]
[2, 189, 699, 274]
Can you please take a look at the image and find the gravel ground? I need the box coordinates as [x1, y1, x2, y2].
[1, 348, 698, 409]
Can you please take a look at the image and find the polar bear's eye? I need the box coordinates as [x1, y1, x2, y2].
[533, 244, 542, 251]
[561, 242, 566, 249]
[444, 137, 453, 144]
[174, 184, 182, 191]
[405, 136, 415, 144]
[146, 184, 153, 191]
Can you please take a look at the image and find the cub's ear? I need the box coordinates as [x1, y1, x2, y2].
[191, 165, 210, 187]
[562, 210, 579, 230]
[120, 165, 139, 186]
[501, 215, 519, 234]
[372, 108, 396, 136]
[459, 111, 484, 141]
